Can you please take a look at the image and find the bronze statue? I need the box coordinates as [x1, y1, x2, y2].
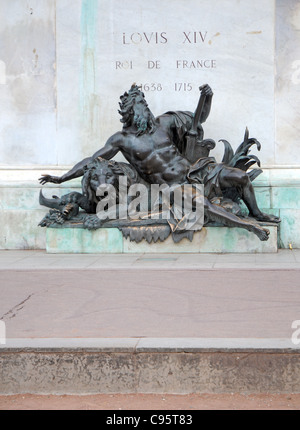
[39, 84, 280, 243]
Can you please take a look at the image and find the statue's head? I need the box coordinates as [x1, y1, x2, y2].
[119, 84, 156, 136]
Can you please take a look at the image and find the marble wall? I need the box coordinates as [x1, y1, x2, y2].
[0, 0, 280, 167]
[0, 1, 57, 165]
[275, 0, 300, 166]
[0, 0, 300, 249]
[0, 0, 299, 167]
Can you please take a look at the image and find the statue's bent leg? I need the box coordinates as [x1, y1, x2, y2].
[219, 167, 280, 223]
[204, 198, 270, 241]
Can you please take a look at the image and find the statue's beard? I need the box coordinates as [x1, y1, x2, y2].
[120, 103, 156, 136]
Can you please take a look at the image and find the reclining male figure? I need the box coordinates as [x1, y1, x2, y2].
[40, 84, 280, 240]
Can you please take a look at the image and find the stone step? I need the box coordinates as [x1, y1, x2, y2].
[1, 338, 299, 395]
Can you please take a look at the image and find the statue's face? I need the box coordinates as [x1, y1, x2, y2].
[119, 90, 151, 132]
[89, 166, 118, 193]
[119, 106, 134, 127]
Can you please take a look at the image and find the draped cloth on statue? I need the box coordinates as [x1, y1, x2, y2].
[160, 110, 224, 199]
[187, 158, 225, 199]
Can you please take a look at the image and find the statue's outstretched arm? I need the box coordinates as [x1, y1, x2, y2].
[39, 157, 91, 185]
[39, 133, 121, 185]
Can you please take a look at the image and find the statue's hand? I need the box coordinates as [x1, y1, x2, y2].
[200, 84, 213, 97]
[39, 174, 61, 185]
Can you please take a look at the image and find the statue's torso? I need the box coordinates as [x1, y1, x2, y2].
[119, 120, 190, 185]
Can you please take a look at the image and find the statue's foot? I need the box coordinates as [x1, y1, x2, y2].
[83, 214, 102, 230]
[252, 226, 270, 241]
[254, 212, 281, 224]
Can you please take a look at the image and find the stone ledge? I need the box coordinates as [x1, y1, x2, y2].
[1, 337, 299, 353]
[1, 338, 299, 394]
[46, 225, 278, 253]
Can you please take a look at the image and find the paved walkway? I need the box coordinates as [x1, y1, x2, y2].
[1, 250, 300, 404]
[0, 250, 299, 339]
[1, 249, 300, 270]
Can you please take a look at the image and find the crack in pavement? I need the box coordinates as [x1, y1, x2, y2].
[1, 294, 34, 320]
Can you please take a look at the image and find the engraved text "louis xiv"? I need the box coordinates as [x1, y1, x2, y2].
[122, 31, 208, 44]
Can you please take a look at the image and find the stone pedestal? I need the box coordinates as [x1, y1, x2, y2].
[46, 225, 278, 254]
